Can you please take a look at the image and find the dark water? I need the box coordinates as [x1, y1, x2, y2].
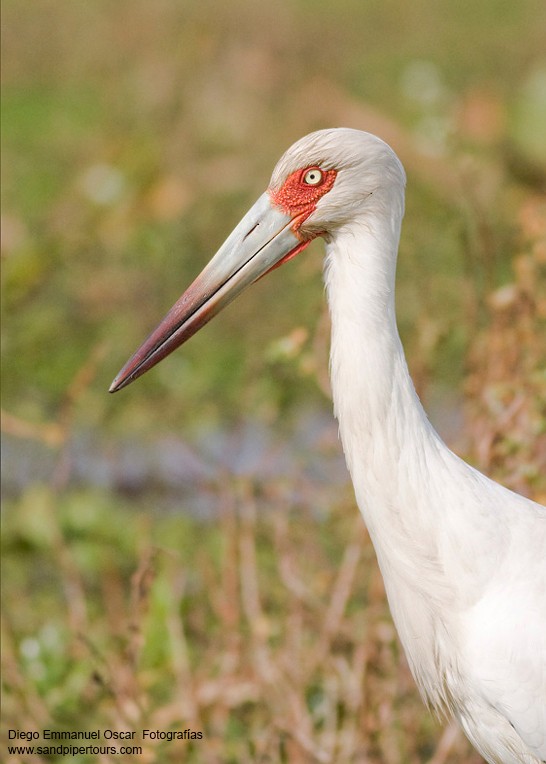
[1, 412, 350, 517]
[2, 393, 463, 516]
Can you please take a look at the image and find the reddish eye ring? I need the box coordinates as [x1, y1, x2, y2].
[269, 166, 337, 224]
[301, 167, 324, 186]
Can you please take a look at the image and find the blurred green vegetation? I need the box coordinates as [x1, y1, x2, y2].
[2, 1, 545, 762]
[2, 0, 545, 433]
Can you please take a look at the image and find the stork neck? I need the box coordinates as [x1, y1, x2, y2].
[323, 208, 516, 715]
[324, 216, 442, 522]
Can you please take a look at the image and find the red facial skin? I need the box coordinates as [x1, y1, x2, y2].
[269, 166, 337, 227]
[266, 166, 337, 270]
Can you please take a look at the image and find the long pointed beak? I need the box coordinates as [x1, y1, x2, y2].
[109, 193, 310, 393]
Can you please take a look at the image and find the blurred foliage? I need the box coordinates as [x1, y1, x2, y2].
[2, 476, 483, 763]
[2, 0, 546, 433]
[464, 196, 546, 499]
[2, 1, 546, 762]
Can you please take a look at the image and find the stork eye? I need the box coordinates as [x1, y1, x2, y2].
[302, 168, 323, 186]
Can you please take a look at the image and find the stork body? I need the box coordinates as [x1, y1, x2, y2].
[111, 129, 546, 763]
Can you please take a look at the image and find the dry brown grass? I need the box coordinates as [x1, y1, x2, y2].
[2, 477, 485, 763]
[464, 195, 546, 501]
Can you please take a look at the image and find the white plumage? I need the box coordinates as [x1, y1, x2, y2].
[111, 128, 546, 763]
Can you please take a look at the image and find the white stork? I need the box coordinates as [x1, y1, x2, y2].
[110, 128, 546, 764]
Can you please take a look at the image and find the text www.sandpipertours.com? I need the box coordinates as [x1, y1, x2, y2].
[6, 728, 203, 758]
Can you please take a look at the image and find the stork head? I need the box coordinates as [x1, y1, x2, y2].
[109, 128, 405, 392]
